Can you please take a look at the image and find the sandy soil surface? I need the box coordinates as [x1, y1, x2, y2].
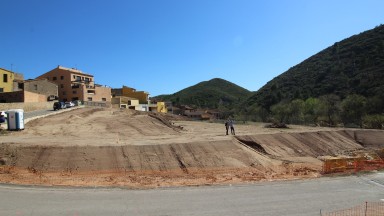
[1, 107, 384, 188]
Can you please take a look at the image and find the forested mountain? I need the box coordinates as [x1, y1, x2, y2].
[246, 24, 384, 110]
[155, 25, 384, 128]
[154, 78, 252, 110]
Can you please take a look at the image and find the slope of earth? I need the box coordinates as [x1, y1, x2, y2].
[0, 107, 383, 188]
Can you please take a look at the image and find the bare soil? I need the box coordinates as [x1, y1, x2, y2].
[1, 107, 384, 188]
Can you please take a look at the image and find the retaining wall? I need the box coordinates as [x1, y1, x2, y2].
[0, 102, 54, 112]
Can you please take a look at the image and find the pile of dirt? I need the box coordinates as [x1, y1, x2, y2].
[1, 107, 384, 188]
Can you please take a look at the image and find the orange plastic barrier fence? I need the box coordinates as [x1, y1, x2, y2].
[323, 158, 384, 174]
[322, 202, 384, 216]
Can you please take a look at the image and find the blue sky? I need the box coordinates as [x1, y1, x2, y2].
[1, 0, 383, 96]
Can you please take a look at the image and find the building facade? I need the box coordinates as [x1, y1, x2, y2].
[37, 66, 111, 102]
[111, 96, 139, 109]
[0, 79, 58, 103]
[0, 68, 15, 93]
[112, 86, 149, 104]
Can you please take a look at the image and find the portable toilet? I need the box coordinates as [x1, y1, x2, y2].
[6, 109, 24, 130]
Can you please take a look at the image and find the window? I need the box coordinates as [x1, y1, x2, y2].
[72, 90, 77, 94]
[3, 74, 8, 82]
[60, 76, 64, 80]
[34, 85, 38, 90]
[62, 91, 66, 95]
[87, 97, 92, 101]
[60, 84, 64, 88]
[53, 77, 57, 80]
[102, 98, 106, 101]
[0, 88, 3, 93]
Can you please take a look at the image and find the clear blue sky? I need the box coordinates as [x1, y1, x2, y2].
[1, 0, 383, 96]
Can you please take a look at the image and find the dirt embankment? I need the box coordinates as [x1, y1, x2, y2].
[0, 107, 383, 188]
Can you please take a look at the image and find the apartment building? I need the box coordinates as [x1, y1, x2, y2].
[37, 66, 111, 102]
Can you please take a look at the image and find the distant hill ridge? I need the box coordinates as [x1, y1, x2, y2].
[154, 78, 252, 110]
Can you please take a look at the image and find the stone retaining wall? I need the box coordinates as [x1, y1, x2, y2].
[0, 102, 54, 112]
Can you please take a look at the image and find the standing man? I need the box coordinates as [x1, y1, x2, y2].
[229, 119, 235, 135]
[225, 119, 229, 135]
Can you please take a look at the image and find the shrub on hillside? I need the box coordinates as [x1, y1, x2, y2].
[362, 114, 384, 129]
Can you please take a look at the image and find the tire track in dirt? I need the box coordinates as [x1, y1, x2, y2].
[58, 146, 80, 175]
[169, 145, 188, 173]
[120, 146, 135, 172]
[183, 143, 203, 168]
[29, 147, 51, 171]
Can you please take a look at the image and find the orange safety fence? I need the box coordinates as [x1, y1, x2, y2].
[322, 155, 384, 174]
[321, 201, 384, 216]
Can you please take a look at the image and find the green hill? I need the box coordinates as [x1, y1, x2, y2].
[246, 24, 384, 110]
[154, 78, 252, 110]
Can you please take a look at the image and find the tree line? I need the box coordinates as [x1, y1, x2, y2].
[238, 94, 384, 129]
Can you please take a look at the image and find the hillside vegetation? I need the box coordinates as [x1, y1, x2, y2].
[247, 24, 384, 109]
[239, 25, 384, 128]
[155, 78, 252, 110]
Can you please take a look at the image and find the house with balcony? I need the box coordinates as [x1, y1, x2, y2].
[37, 66, 111, 103]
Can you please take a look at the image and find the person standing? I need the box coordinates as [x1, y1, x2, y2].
[225, 120, 229, 135]
[229, 119, 235, 135]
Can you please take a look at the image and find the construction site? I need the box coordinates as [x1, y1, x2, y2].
[0, 107, 384, 188]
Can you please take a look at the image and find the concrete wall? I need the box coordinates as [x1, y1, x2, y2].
[0, 91, 24, 103]
[0, 101, 55, 112]
[0, 90, 54, 103]
[24, 91, 49, 102]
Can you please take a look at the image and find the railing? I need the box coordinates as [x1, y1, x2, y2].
[83, 101, 110, 107]
[321, 202, 384, 216]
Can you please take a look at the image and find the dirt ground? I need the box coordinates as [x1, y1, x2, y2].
[1, 107, 384, 188]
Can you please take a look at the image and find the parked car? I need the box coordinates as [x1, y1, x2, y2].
[65, 101, 75, 108]
[53, 102, 66, 111]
